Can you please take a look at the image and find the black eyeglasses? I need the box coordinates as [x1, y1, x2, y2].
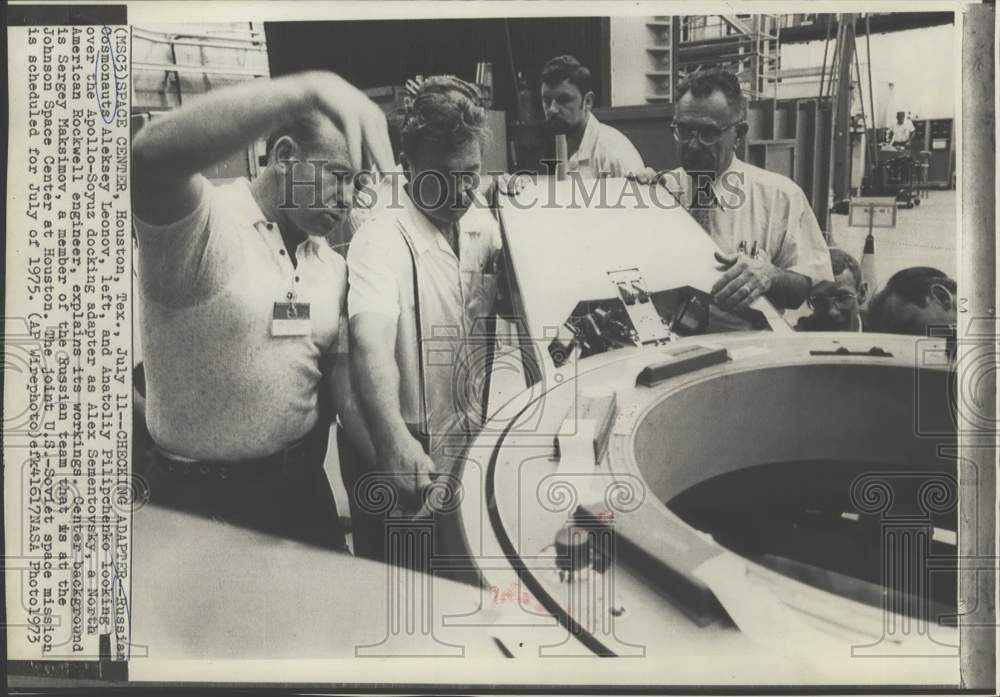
[806, 291, 858, 310]
[671, 120, 743, 146]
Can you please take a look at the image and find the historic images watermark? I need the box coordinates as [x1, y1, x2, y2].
[276, 160, 748, 215]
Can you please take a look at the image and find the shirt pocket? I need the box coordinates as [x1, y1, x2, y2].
[461, 268, 498, 332]
[460, 248, 497, 328]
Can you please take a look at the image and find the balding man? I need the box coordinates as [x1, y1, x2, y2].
[637, 69, 832, 328]
[132, 71, 392, 550]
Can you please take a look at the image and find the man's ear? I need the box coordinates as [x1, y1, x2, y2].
[929, 282, 953, 309]
[582, 91, 595, 112]
[734, 121, 750, 146]
[272, 135, 298, 171]
[857, 281, 869, 306]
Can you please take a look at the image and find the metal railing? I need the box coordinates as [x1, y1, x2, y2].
[676, 14, 782, 101]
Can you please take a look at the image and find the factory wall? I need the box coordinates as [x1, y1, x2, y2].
[778, 24, 956, 124]
[610, 17, 651, 107]
[265, 18, 606, 110]
[608, 18, 956, 125]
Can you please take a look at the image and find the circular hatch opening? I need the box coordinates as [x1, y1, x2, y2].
[633, 362, 957, 618]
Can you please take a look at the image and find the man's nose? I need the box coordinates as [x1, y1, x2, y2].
[545, 103, 559, 117]
[678, 139, 706, 161]
[457, 187, 475, 207]
[687, 134, 709, 149]
[333, 178, 356, 208]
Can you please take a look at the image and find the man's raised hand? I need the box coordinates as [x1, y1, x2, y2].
[306, 71, 395, 174]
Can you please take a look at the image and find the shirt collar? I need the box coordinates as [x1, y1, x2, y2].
[400, 186, 457, 257]
[400, 185, 487, 258]
[234, 177, 335, 261]
[231, 177, 268, 227]
[714, 156, 747, 211]
[573, 113, 600, 163]
[674, 156, 747, 211]
[720, 155, 746, 177]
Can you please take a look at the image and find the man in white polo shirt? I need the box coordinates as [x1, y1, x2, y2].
[132, 71, 392, 550]
[343, 76, 502, 560]
[637, 68, 832, 329]
[540, 55, 645, 179]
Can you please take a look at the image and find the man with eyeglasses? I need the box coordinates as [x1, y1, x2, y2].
[795, 248, 868, 332]
[540, 55, 644, 178]
[636, 69, 833, 327]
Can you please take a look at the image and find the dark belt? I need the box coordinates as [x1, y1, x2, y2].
[150, 429, 324, 484]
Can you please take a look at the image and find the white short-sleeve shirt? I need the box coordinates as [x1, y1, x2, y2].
[665, 157, 835, 285]
[134, 176, 347, 460]
[346, 184, 502, 468]
[661, 157, 833, 332]
[568, 114, 646, 179]
[888, 119, 915, 144]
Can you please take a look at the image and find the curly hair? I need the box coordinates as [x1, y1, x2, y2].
[401, 75, 489, 159]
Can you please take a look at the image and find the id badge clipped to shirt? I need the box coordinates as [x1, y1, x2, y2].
[271, 299, 311, 337]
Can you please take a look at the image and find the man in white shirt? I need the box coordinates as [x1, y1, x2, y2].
[132, 71, 392, 550]
[540, 55, 645, 178]
[345, 76, 503, 560]
[638, 68, 833, 325]
[886, 111, 916, 148]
